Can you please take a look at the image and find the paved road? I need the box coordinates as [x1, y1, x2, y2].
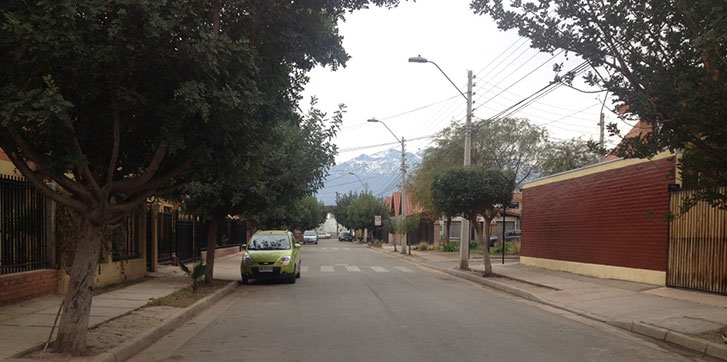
[130, 239, 711, 362]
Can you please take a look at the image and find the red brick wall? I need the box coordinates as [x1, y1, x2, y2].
[0, 269, 58, 304]
[522, 157, 675, 271]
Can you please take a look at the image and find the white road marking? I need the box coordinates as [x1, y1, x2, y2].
[345, 266, 361, 272]
[321, 247, 328, 250]
[394, 266, 414, 273]
[301, 266, 309, 273]
[332, 247, 339, 250]
[321, 266, 334, 272]
[370, 266, 388, 272]
[344, 248, 351, 250]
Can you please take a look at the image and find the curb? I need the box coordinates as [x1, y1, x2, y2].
[91, 281, 238, 362]
[368, 246, 727, 361]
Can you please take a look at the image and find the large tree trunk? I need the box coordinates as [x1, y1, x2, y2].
[481, 217, 493, 276]
[204, 216, 222, 284]
[54, 219, 104, 354]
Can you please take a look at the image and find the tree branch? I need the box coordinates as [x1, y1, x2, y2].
[3, 147, 86, 211]
[5, 124, 95, 202]
[109, 145, 167, 193]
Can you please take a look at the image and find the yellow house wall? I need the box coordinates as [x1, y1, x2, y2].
[521, 256, 666, 286]
[0, 159, 21, 176]
[58, 258, 147, 295]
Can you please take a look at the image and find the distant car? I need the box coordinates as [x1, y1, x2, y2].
[317, 232, 331, 239]
[240, 230, 301, 284]
[338, 231, 353, 242]
[489, 230, 522, 247]
[303, 230, 318, 244]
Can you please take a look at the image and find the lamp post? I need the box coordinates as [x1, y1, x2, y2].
[368, 118, 408, 255]
[348, 172, 368, 193]
[409, 55, 474, 269]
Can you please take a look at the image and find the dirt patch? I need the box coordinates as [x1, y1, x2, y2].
[147, 280, 228, 308]
[695, 327, 727, 345]
[22, 306, 178, 361]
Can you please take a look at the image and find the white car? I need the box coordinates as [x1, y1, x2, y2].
[317, 232, 331, 239]
[303, 231, 318, 244]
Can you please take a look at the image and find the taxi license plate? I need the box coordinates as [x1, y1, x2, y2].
[258, 267, 273, 272]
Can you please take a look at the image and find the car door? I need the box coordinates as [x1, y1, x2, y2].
[290, 232, 301, 266]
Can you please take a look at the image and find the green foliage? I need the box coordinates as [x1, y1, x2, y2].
[394, 213, 421, 235]
[372, 239, 383, 248]
[432, 166, 515, 223]
[416, 241, 430, 251]
[442, 242, 459, 252]
[178, 258, 210, 291]
[472, 0, 727, 208]
[346, 193, 390, 231]
[332, 191, 356, 230]
[539, 138, 601, 176]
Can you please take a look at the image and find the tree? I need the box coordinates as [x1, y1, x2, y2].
[0, 0, 399, 354]
[540, 138, 601, 176]
[431, 166, 514, 275]
[346, 193, 390, 241]
[332, 191, 357, 230]
[183, 102, 340, 283]
[472, 0, 727, 209]
[292, 196, 328, 232]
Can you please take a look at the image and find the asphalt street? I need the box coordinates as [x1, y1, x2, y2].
[129, 239, 712, 362]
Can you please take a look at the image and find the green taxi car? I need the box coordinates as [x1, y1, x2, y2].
[241, 230, 301, 284]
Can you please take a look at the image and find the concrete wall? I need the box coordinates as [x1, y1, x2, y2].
[0, 269, 58, 304]
[521, 152, 676, 284]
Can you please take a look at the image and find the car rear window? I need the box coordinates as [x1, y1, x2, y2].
[249, 234, 291, 250]
[304, 231, 316, 236]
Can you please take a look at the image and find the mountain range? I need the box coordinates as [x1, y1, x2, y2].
[316, 149, 421, 206]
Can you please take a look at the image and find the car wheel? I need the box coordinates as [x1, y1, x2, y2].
[241, 276, 249, 285]
[296, 265, 301, 278]
[315, 241, 318, 245]
[288, 274, 296, 284]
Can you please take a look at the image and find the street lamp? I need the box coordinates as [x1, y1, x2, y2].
[368, 118, 408, 255]
[348, 172, 368, 193]
[409, 55, 474, 269]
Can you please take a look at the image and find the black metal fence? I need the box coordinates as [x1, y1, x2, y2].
[0, 175, 49, 275]
[112, 213, 141, 261]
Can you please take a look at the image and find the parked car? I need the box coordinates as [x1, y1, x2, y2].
[317, 231, 331, 239]
[240, 230, 301, 284]
[489, 230, 522, 247]
[338, 231, 353, 242]
[303, 230, 318, 244]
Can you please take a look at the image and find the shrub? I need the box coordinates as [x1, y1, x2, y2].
[373, 239, 383, 248]
[442, 242, 458, 252]
[433, 241, 440, 250]
[510, 240, 521, 254]
[417, 241, 429, 251]
[177, 257, 210, 291]
[469, 241, 479, 250]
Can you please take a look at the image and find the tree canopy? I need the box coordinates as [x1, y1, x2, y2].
[346, 193, 390, 232]
[471, 0, 727, 208]
[539, 138, 601, 176]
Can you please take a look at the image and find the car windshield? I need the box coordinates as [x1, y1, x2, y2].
[248, 234, 290, 250]
[303, 231, 316, 236]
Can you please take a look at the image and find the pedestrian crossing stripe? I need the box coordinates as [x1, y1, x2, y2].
[370, 266, 388, 272]
[345, 266, 361, 272]
[320, 266, 334, 272]
[394, 266, 413, 273]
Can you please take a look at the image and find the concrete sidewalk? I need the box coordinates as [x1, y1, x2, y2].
[0, 253, 243, 361]
[378, 243, 727, 360]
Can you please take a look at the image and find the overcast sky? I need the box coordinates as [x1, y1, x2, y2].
[302, 0, 625, 163]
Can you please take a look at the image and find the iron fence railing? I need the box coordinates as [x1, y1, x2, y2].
[0, 175, 49, 275]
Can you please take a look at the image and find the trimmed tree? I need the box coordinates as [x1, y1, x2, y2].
[431, 166, 514, 275]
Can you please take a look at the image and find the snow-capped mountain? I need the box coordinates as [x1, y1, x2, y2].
[316, 149, 421, 205]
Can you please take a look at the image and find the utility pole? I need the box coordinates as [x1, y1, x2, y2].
[400, 136, 408, 255]
[459, 70, 474, 270]
[599, 112, 605, 161]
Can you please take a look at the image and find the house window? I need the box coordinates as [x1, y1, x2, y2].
[508, 202, 520, 209]
[448, 221, 461, 239]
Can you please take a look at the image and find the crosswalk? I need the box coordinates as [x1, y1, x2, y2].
[313, 247, 353, 250]
[299, 265, 414, 273]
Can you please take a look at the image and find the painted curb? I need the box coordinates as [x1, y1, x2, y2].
[367, 246, 727, 361]
[90, 281, 238, 362]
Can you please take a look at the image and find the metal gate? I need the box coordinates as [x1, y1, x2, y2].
[667, 186, 727, 295]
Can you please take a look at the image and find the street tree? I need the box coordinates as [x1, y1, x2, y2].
[540, 138, 601, 176]
[431, 166, 514, 275]
[332, 191, 357, 230]
[0, 0, 399, 354]
[472, 0, 727, 209]
[346, 193, 390, 241]
[183, 103, 340, 283]
[291, 196, 328, 232]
